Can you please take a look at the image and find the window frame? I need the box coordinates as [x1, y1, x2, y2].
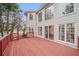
[59, 24, 65, 41]
[63, 3, 74, 15]
[29, 13, 33, 20]
[38, 27, 42, 36]
[66, 23, 75, 43]
[38, 12, 42, 22]
[45, 5, 53, 20]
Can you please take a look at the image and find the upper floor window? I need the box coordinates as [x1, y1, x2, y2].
[45, 5, 53, 20]
[38, 12, 42, 22]
[29, 13, 33, 20]
[62, 3, 74, 15]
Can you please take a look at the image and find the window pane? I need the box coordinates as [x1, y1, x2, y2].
[59, 25, 65, 41]
[45, 26, 48, 38]
[38, 27, 42, 36]
[66, 23, 75, 43]
[45, 5, 53, 20]
[29, 14, 33, 20]
[49, 26, 54, 40]
[38, 12, 42, 22]
[64, 3, 74, 14]
[29, 27, 34, 33]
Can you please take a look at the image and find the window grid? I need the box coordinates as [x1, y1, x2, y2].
[59, 25, 65, 41]
[38, 27, 42, 36]
[45, 6, 53, 20]
[66, 23, 75, 43]
[38, 12, 42, 22]
[29, 14, 33, 20]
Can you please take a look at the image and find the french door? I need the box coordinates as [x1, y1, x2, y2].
[66, 23, 75, 43]
[45, 26, 48, 38]
[49, 25, 54, 40]
[45, 25, 54, 40]
[59, 23, 75, 44]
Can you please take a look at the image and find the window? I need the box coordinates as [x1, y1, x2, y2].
[38, 27, 42, 36]
[45, 9, 51, 20]
[66, 23, 75, 43]
[38, 12, 42, 22]
[59, 25, 65, 41]
[63, 3, 74, 14]
[45, 26, 48, 38]
[29, 27, 34, 33]
[45, 5, 53, 20]
[29, 14, 33, 20]
[49, 26, 54, 40]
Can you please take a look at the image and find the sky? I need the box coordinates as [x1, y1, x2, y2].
[18, 3, 42, 13]
[17, 3, 42, 23]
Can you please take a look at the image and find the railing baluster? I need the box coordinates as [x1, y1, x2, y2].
[0, 33, 12, 56]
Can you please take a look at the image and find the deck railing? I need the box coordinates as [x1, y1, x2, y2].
[0, 33, 19, 56]
[77, 36, 79, 49]
[0, 40, 2, 56]
[0, 33, 12, 56]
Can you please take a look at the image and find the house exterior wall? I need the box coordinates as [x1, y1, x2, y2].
[26, 12, 37, 36]
[36, 4, 54, 39]
[54, 3, 79, 48]
[25, 3, 79, 49]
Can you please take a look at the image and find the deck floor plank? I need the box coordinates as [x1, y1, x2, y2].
[3, 37, 79, 56]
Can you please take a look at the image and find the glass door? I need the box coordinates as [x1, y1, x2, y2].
[45, 26, 48, 38]
[59, 25, 65, 41]
[49, 25, 54, 40]
[66, 23, 75, 43]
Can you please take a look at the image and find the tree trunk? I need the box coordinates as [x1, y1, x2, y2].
[0, 12, 4, 37]
[6, 10, 9, 34]
[22, 27, 26, 37]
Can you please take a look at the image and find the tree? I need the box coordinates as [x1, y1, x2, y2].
[0, 4, 6, 36]
[15, 10, 22, 37]
[0, 3, 19, 37]
[22, 24, 26, 37]
[4, 3, 18, 34]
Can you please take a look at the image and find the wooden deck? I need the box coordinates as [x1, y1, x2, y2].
[3, 37, 79, 56]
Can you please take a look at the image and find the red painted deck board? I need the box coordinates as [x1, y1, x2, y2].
[3, 37, 79, 56]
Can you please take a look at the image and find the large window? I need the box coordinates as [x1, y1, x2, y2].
[59, 25, 65, 41]
[66, 23, 75, 43]
[59, 23, 75, 43]
[38, 12, 42, 22]
[63, 3, 74, 14]
[45, 5, 53, 20]
[38, 27, 42, 36]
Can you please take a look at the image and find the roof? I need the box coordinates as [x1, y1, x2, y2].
[24, 3, 53, 16]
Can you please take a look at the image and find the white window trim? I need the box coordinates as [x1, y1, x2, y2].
[38, 12, 42, 22]
[58, 23, 77, 47]
[59, 24, 65, 41]
[66, 23, 76, 46]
